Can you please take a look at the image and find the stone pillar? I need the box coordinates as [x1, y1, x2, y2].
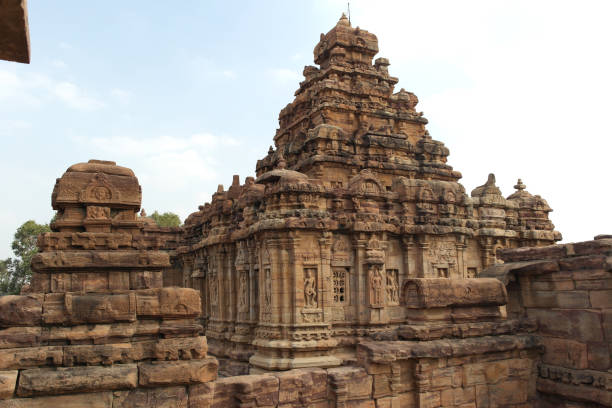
[353, 234, 368, 325]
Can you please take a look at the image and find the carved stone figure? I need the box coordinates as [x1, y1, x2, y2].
[369, 265, 384, 307]
[304, 268, 317, 308]
[386, 269, 399, 305]
[238, 271, 248, 312]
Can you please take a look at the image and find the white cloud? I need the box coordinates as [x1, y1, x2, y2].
[59, 42, 73, 50]
[269, 68, 302, 83]
[86, 133, 240, 190]
[0, 68, 105, 111]
[110, 88, 132, 104]
[189, 56, 238, 81]
[221, 70, 236, 79]
[53, 82, 105, 111]
[51, 59, 67, 69]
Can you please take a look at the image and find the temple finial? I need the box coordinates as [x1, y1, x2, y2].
[514, 178, 526, 191]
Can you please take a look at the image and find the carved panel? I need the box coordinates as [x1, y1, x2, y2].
[303, 267, 318, 308]
[385, 269, 399, 305]
[368, 265, 385, 308]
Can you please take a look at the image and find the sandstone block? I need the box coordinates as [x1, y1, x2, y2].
[0, 371, 17, 399]
[328, 366, 372, 400]
[403, 278, 507, 308]
[63, 342, 142, 366]
[524, 290, 590, 308]
[587, 342, 611, 371]
[154, 336, 208, 360]
[416, 391, 440, 408]
[0, 295, 42, 327]
[440, 386, 475, 406]
[139, 358, 218, 387]
[274, 368, 326, 404]
[0, 327, 41, 349]
[188, 382, 215, 408]
[0, 392, 113, 408]
[113, 386, 188, 408]
[43, 292, 137, 324]
[527, 309, 604, 342]
[540, 337, 588, 369]
[537, 377, 612, 407]
[488, 379, 528, 405]
[159, 287, 201, 318]
[589, 289, 612, 308]
[16, 364, 137, 396]
[558, 255, 606, 271]
[0, 346, 63, 370]
[345, 401, 375, 408]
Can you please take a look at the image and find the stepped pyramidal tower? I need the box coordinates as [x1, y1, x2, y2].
[178, 14, 561, 375]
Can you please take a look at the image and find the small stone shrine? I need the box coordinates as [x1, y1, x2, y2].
[0, 160, 217, 406]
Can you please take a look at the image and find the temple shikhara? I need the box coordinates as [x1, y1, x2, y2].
[0, 10, 609, 408]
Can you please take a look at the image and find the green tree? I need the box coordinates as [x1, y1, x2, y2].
[1, 220, 50, 295]
[150, 211, 182, 228]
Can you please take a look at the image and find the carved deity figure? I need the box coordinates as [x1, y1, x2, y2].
[264, 269, 272, 312]
[386, 270, 399, 305]
[92, 186, 111, 201]
[369, 265, 384, 307]
[238, 272, 248, 312]
[304, 268, 317, 308]
[87, 206, 110, 220]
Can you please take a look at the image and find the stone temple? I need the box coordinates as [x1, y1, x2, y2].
[176, 14, 560, 375]
[0, 11, 610, 408]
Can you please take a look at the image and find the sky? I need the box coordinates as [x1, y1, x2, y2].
[1, 0, 611, 259]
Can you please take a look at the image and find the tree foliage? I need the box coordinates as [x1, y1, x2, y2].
[150, 211, 182, 228]
[1, 220, 50, 295]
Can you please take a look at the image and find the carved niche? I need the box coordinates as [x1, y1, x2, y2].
[238, 271, 249, 313]
[368, 264, 385, 308]
[386, 269, 399, 305]
[427, 240, 457, 278]
[303, 267, 317, 308]
[86, 206, 110, 220]
[79, 173, 119, 203]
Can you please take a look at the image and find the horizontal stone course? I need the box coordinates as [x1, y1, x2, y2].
[16, 364, 138, 396]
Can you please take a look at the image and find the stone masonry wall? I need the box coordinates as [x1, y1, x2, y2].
[484, 237, 612, 407]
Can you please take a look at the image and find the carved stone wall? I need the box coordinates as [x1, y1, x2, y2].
[178, 14, 561, 373]
[483, 237, 612, 407]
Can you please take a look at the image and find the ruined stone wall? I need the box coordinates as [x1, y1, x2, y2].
[201, 342, 539, 408]
[484, 238, 612, 407]
[0, 160, 218, 407]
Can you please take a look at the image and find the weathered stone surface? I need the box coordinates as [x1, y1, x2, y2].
[0, 296, 42, 328]
[188, 382, 215, 408]
[0, 0, 30, 64]
[0, 327, 41, 349]
[0, 346, 63, 370]
[273, 368, 327, 404]
[402, 278, 507, 308]
[0, 392, 113, 408]
[0, 371, 17, 400]
[113, 386, 188, 408]
[139, 358, 218, 387]
[17, 364, 138, 396]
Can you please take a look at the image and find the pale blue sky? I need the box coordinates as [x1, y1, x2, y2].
[1, 1, 611, 258]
